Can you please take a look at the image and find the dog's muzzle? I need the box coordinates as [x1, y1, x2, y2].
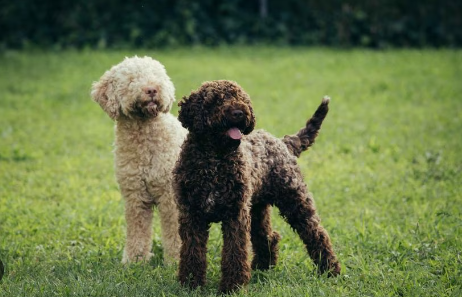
[225, 108, 246, 140]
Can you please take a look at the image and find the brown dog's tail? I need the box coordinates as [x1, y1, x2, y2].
[282, 96, 330, 157]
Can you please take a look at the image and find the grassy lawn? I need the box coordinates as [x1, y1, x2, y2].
[0, 47, 461, 296]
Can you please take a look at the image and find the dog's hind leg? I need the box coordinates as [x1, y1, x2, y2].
[250, 203, 281, 270]
[275, 190, 341, 276]
[122, 196, 154, 263]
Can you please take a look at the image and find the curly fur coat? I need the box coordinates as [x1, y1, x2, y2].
[91, 56, 187, 264]
[173, 80, 340, 293]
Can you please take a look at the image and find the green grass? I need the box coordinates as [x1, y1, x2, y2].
[0, 47, 461, 296]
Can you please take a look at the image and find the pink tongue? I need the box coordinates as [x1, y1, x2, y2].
[227, 127, 242, 140]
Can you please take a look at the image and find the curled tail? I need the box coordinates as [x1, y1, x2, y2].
[282, 96, 330, 157]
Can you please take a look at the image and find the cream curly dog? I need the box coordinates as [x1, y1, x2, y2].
[91, 56, 187, 264]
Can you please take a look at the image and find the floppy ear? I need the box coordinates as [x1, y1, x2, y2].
[243, 105, 256, 135]
[161, 79, 176, 113]
[91, 78, 120, 120]
[178, 92, 204, 133]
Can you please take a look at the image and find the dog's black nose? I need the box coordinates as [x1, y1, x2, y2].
[231, 109, 244, 120]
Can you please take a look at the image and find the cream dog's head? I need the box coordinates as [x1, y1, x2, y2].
[91, 56, 175, 120]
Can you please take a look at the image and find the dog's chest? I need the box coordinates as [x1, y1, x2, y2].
[114, 120, 184, 202]
[180, 152, 249, 218]
[203, 191, 219, 214]
[199, 182, 247, 220]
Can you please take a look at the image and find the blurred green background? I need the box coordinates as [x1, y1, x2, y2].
[1, 0, 461, 49]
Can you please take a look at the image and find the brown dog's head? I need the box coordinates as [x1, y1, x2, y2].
[178, 80, 256, 146]
[91, 56, 175, 120]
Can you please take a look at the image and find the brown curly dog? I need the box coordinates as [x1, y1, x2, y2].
[173, 80, 340, 293]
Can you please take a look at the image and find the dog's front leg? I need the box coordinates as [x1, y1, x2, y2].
[219, 208, 251, 293]
[122, 196, 154, 263]
[157, 196, 181, 264]
[178, 213, 209, 289]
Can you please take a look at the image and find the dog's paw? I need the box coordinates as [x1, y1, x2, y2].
[121, 252, 154, 264]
